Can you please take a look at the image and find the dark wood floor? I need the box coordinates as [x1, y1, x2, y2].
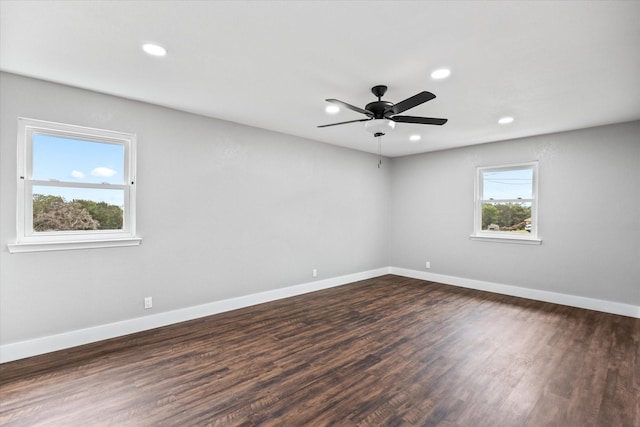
[1, 275, 638, 426]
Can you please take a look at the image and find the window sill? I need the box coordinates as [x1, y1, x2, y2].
[7, 237, 142, 253]
[469, 234, 542, 245]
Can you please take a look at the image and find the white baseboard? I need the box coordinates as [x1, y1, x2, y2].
[3, 266, 637, 363]
[0, 267, 389, 363]
[389, 267, 640, 319]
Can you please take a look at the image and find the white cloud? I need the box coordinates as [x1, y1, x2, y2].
[71, 170, 85, 179]
[91, 167, 117, 177]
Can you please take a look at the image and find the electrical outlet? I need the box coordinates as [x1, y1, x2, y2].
[144, 297, 153, 309]
[425, 261, 431, 269]
[312, 269, 318, 277]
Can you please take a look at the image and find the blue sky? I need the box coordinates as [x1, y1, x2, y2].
[32, 134, 125, 206]
[482, 168, 533, 200]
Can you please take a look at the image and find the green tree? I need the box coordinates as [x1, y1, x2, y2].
[32, 194, 123, 231]
[496, 204, 514, 228]
[33, 194, 99, 231]
[482, 203, 531, 230]
[74, 199, 123, 230]
[482, 204, 499, 229]
[509, 203, 530, 226]
[33, 194, 65, 217]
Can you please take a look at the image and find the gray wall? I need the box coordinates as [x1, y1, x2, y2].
[1, 72, 638, 348]
[389, 121, 640, 305]
[0, 73, 390, 345]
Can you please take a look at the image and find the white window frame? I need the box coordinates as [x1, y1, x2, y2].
[8, 118, 141, 253]
[470, 161, 541, 245]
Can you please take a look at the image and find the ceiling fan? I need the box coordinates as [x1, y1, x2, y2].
[318, 85, 448, 136]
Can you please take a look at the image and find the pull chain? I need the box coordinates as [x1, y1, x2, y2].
[377, 135, 382, 168]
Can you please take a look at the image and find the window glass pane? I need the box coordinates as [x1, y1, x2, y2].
[482, 168, 533, 200]
[32, 186, 124, 232]
[481, 201, 532, 233]
[32, 133, 124, 184]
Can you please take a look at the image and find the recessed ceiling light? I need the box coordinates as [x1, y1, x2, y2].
[430, 68, 451, 80]
[409, 134, 421, 142]
[142, 43, 167, 57]
[325, 105, 340, 114]
[498, 116, 514, 124]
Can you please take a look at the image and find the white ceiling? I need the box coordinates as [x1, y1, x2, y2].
[1, 0, 639, 157]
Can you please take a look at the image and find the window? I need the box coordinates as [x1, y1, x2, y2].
[8, 118, 141, 253]
[471, 162, 541, 244]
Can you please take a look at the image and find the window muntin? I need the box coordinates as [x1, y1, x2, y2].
[11, 118, 139, 252]
[474, 162, 539, 242]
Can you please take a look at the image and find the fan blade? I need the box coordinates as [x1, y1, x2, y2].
[389, 91, 436, 115]
[391, 116, 448, 125]
[326, 99, 373, 117]
[317, 118, 372, 128]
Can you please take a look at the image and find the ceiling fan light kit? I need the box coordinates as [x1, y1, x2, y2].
[364, 119, 396, 135]
[318, 85, 448, 137]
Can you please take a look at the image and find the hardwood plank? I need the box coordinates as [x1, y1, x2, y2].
[1, 275, 638, 426]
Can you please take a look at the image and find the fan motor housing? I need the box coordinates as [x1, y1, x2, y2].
[365, 101, 394, 119]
